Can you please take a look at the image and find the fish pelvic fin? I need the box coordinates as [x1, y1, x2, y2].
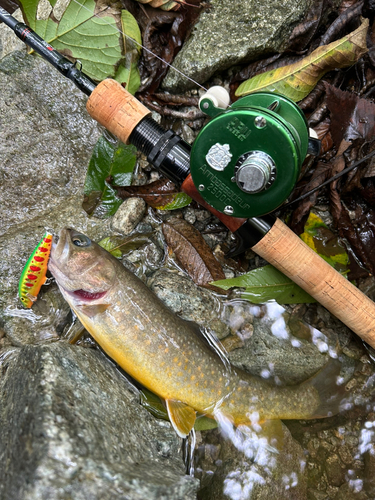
[77, 304, 111, 318]
[303, 360, 347, 419]
[166, 399, 196, 438]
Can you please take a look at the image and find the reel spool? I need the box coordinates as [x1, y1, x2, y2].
[190, 88, 310, 218]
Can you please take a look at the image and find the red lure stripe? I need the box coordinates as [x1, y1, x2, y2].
[19, 232, 53, 308]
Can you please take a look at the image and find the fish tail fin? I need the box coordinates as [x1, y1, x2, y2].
[303, 360, 348, 419]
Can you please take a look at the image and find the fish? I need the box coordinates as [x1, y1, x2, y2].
[48, 228, 345, 438]
[19, 232, 53, 308]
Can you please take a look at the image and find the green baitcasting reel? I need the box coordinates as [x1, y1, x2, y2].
[190, 87, 312, 218]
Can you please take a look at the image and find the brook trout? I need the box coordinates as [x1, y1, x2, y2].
[49, 228, 343, 437]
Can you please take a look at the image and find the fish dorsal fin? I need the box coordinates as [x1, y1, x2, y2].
[77, 304, 110, 318]
[166, 399, 196, 438]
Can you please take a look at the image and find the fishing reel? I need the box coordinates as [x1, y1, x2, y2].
[189, 87, 313, 218]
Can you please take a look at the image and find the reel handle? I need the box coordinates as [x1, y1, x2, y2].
[87, 79, 375, 348]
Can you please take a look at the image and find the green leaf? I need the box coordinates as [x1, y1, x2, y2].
[114, 53, 141, 95]
[140, 388, 169, 420]
[98, 237, 123, 258]
[300, 213, 350, 273]
[98, 233, 153, 257]
[155, 192, 192, 210]
[235, 19, 369, 101]
[19, 0, 143, 82]
[18, 0, 42, 28]
[121, 9, 142, 53]
[114, 10, 141, 94]
[211, 265, 315, 305]
[83, 136, 137, 217]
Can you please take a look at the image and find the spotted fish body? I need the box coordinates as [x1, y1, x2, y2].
[48, 229, 344, 437]
[19, 232, 53, 308]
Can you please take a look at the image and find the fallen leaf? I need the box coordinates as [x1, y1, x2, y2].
[287, 0, 324, 51]
[98, 233, 153, 258]
[235, 19, 368, 101]
[211, 265, 315, 305]
[19, 0, 140, 82]
[331, 199, 373, 277]
[289, 161, 332, 233]
[133, 1, 202, 92]
[114, 10, 142, 94]
[162, 218, 225, 285]
[313, 118, 334, 154]
[326, 83, 375, 147]
[83, 135, 137, 218]
[113, 179, 192, 209]
[299, 212, 350, 273]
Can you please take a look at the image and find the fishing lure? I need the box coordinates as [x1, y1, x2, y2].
[19, 232, 53, 308]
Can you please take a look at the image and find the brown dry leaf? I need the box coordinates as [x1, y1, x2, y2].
[325, 83, 375, 147]
[289, 161, 332, 233]
[313, 117, 334, 154]
[162, 218, 225, 285]
[235, 18, 369, 101]
[114, 179, 178, 207]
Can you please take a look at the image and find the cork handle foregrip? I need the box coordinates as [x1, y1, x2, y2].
[86, 79, 150, 144]
[252, 218, 375, 347]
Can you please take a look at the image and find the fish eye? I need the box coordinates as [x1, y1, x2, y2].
[72, 234, 91, 247]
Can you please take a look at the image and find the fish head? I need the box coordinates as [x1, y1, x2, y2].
[49, 228, 117, 305]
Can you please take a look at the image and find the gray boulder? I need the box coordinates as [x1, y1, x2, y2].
[162, 0, 311, 91]
[0, 342, 199, 500]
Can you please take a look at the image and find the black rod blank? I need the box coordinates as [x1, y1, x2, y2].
[0, 6, 96, 96]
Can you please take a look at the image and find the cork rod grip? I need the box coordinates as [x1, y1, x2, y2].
[86, 79, 151, 144]
[252, 218, 375, 347]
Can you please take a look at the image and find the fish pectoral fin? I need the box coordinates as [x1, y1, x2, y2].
[166, 399, 196, 438]
[77, 304, 110, 318]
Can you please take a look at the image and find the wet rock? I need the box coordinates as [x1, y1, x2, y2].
[0, 9, 24, 58]
[0, 50, 112, 345]
[325, 454, 346, 487]
[0, 342, 199, 500]
[0, 51, 101, 236]
[162, 0, 311, 91]
[147, 268, 230, 339]
[4, 284, 71, 346]
[111, 198, 147, 235]
[227, 303, 334, 385]
[195, 423, 307, 500]
[334, 483, 369, 499]
[125, 239, 165, 278]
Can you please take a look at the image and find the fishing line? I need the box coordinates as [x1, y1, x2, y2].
[69, 0, 208, 91]
[283, 149, 375, 208]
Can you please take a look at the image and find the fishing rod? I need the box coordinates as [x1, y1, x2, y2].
[2, 6, 375, 348]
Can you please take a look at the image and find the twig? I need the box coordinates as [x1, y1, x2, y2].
[138, 97, 205, 119]
[284, 149, 375, 207]
[319, 0, 364, 46]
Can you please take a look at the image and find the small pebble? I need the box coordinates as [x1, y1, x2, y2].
[111, 198, 146, 235]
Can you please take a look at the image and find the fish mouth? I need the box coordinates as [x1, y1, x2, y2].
[69, 289, 108, 302]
